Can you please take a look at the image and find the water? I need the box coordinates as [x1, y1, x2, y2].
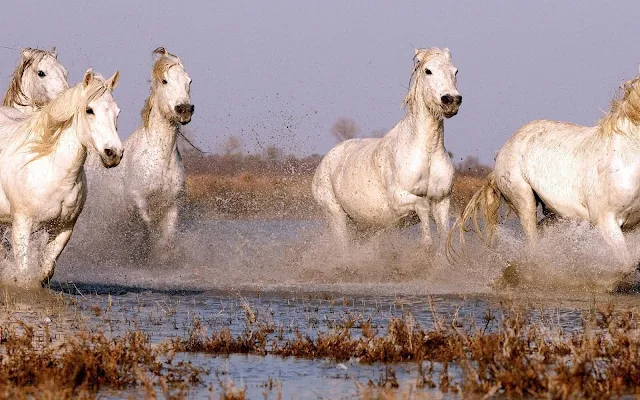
[5, 212, 640, 397]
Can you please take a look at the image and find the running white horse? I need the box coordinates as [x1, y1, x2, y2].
[122, 47, 193, 257]
[449, 67, 640, 290]
[0, 69, 121, 287]
[0, 48, 69, 254]
[1, 47, 68, 120]
[312, 47, 461, 250]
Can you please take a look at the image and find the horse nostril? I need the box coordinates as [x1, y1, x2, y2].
[441, 95, 454, 105]
[104, 148, 115, 158]
[190, 104, 195, 113]
[454, 95, 462, 105]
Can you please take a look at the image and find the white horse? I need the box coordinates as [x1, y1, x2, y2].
[450, 67, 640, 290]
[122, 47, 193, 257]
[1, 47, 68, 119]
[312, 47, 461, 250]
[0, 69, 121, 287]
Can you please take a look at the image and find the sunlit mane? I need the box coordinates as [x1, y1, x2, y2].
[16, 75, 110, 157]
[140, 47, 183, 128]
[403, 47, 444, 114]
[598, 74, 640, 136]
[2, 48, 52, 108]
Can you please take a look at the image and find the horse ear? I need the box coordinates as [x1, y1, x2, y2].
[82, 68, 94, 88]
[50, 47, 57, 59]
[107, 70, 120, 91]
[20, 48, 34, 59]
[443, 48, 451, 61]
[153, 47, 168, 58]
[414, 48, 424, 64]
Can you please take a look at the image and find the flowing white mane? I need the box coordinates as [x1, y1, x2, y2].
[598, 74, 640, 136]
[9, 74, 110, 157]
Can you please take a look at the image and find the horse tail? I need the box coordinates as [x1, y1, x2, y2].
[446, 172, 504, 262]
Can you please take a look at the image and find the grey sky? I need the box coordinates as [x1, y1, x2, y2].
[1, 1, 638, 164]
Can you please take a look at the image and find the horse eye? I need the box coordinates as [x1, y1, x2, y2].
[425, 69, 432, 75]
[37, 70, 46, 78]
[86, 107, 94, 115]
[162, 79, 168, 85]
[455, 70, 458, 76]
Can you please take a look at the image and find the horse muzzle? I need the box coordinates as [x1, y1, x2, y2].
[441, 94, 462, 119]
[175, 103, 195, 125]
[100, 147, 123, 168]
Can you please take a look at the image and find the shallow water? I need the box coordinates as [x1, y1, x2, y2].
[5, 214, 640, 397]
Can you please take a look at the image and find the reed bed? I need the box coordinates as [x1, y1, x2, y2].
[171, 300, 640, 399]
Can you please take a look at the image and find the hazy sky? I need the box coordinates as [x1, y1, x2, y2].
[1, 1, 638, 164]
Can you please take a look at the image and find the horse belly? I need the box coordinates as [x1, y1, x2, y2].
[336, 176, 399, 226]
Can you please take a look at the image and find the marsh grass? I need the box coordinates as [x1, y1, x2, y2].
[0, 323, 203, 399]
[172, 299, 640, 399]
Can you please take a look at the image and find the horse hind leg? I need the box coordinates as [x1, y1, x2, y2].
[312, 179, 350, 250]
[503, 181, 539, 249]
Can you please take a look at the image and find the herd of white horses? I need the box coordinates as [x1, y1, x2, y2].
[0, 46, 192, 288]
[0, 45, 637, 291]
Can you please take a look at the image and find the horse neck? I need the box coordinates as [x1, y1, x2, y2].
[145, 103, 180, 159]
[48, 124, 87, 179]
[402, 98, 444, 151]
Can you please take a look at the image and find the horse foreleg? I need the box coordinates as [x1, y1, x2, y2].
[39, 228, 73, 286]
[595, 217, 633, 269]
[132, 194, 153, 231]
[595, 216, 636, 291]
[9, 216, 36, 287]
[390, 189, 423, 215]
[431, 197, 451, 250]
[414, 200, 433, 248]
[157, 206, 178, 255]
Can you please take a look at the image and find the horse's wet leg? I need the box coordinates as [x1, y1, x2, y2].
[5, 216, 38, 288]
[594, 216, 636, 292]
[153, 206, 179, 264]
[414, 200, 433, 251]
[504, 181, 539, 253]
[325, 209, 350, 253]
[431, 197, 450, 252]
[39, 228, 73, 286]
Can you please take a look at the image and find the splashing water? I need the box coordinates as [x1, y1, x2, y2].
[48, 166, 637, 297]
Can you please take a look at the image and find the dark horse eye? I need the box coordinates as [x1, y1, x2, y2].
[425, 69, 432, 75]
[162, 79, 168, 84]
[86, 107, 94, 115]
[37, 70, 46, 77]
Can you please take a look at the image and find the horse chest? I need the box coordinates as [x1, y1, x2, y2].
[404, 151, 454, 198]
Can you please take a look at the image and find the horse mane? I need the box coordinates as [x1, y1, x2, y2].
[598, 74, 640, 136]
[140, 47, 183, 128]
[17, 75, 110, 157]
[2, 48, 52, 108]
[403, 47, 445, 113]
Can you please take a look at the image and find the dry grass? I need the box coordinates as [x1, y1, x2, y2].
[186, 173, 319, 219]
[186, 173, 486, 219]
[0, 323, 203, 399]
[171, 300, 640, 399]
